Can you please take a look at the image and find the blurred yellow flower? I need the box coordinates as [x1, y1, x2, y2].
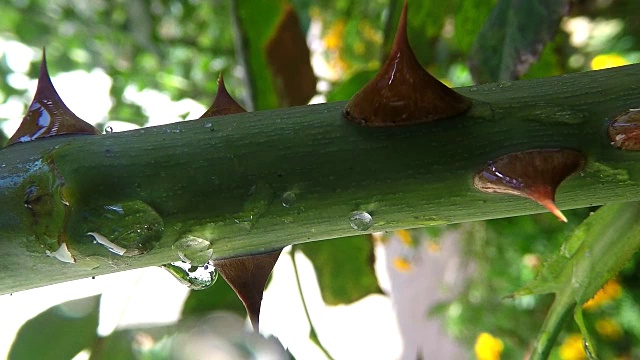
[474, 332, 504, 360]
[582, 279, 622, 311]
[426, 240, 441, 253]
[323, 20, 345, 51]
[596, 317, 623, 340]
[559, 334, 586, 360]
[392, 256, 412, 272]
[591, 54, 629, 70]
[395, 229, 413, 246]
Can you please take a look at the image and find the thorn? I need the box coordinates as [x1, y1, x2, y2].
[199, 73, 246, 118]
[537, 198, 568, 223]
[343, 1, 471, 126]
[213, 249, 282, 331]
[7, 48, 99, 146]
[474, 149, 585, 222]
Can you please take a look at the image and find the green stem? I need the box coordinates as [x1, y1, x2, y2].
[1, 65, 640, 294]
[290, 248, 334, 360]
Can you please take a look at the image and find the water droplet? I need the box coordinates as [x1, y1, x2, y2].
[469, 87, 478, 92]
[163, 260, 218, 290]
[281, 191, 296, 207]
[78, 200, 164, 256]
[104, 126, 113, 134]
[350, 211, 373, 231]
[204, 122, 212, 128]
[173, 236, 213, 266]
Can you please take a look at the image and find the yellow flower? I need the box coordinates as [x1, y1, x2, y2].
[395, 229, 413, 246]
[559, 333, 586, 360]
[582, 279, 622, 311]
[596, 317, 623, 340]
[392, 256, 412, 273]
[426, 240, 441, 253]
[591, 54, 629, 70]
[323, 20, 345, 51]
[474, 332, 504, 360]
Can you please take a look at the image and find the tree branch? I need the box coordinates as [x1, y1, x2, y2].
[1, 64, 640, 294]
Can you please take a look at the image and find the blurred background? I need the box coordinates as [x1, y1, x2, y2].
[1, 0, 640, 359]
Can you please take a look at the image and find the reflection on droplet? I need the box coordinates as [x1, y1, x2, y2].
[87, 232, 126, 256]
[46, 242, 76, 263]
[349, 211, 373, 231]
[163, 260, 218, 290]
[104, 204, 124, 214]
[281, 191, 296, 207]
[173, 235, 213, 266]
[608, 108, 640, 150]
[78, 200, 164, 256]
[104, 126, 113, 134]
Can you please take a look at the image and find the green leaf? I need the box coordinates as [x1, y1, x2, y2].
[9, 295, 100, 360]
[181, 274, 247, 318]
[297, 235, 382, 305]
[325, 69, 376, 102]
[90, 331, 137, 360]
[514, 202, 640, 360]
[382, 0, 454, 63]
[468, 0, 568, 83]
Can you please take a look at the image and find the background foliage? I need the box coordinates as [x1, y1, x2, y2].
[2, 0, 640, 359]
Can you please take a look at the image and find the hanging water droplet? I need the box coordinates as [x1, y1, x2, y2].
[163, 260, 218, 290]
[173, 235, 213, 266]
[349, 211, 373, 231]
[281, 191, 296, 207]
[104, 126, 113, 134]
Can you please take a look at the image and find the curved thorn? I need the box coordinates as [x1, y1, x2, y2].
[474, 149, 585, 222]
[7, 48, 99, 146]
[199, 73, 246, 118]
[343, 1, 471, 127]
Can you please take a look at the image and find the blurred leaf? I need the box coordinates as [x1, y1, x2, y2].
[468, 0, 568, 83]
[297, 235, 382, 305]
[513, 203, 640, 359]
[266, 5, 316, 107]
[89, 331, 136, 360]
[9, 295, 100, 360]
[452, 0, 497, 53]
[0, 129, 7, 147]
[325, 69, 376, 102]
[181, 272, 247, 318]
[233, 0, 315, 110]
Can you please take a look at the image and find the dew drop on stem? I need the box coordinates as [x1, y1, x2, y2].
[281, 191, 296, 207]
[350, 211, 373, 231]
